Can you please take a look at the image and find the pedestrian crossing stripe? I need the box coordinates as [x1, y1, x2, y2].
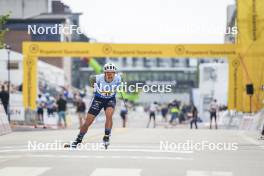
[90, 168, 142, 176]
[0, 167, 51, 176]
[187, 170, 233, 176]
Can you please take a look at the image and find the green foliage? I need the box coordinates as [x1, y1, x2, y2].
[0, 14, 10, 49]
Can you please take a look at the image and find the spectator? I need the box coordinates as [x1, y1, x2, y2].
[57, 94, 67, 128]
[0, 85, 9, 116]
[146, 102, 158, 128]
[169, 102, 180, 126]
[260, 123, 264, 140]
[46, 96, 55, 117]
[209, 99, 218, 129]
[161, 104, 168, 122]
[190, 105, 198, 129]
[35, 94, 46, 128]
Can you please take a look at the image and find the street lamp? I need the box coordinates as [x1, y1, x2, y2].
[4, 44, 11, 122]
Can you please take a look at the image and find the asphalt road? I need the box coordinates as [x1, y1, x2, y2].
[0, 122, 264, 176]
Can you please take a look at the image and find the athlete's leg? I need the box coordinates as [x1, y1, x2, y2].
[78, 113, 82, 129]
[69, 113, 95, 147]
[102, 107, 115, 145]
[102, 98, 116, 144]
[105, 107, 114, 129]
[70, 97, 103, 147]
[80, 113, 95, 133]
[80, 113, 85, 127]
[104, 107, 114, 134]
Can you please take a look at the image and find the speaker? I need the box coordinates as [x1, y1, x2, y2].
[246, 84, 254, 95]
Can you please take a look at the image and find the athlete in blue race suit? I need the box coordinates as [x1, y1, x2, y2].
[70, 63, 122, 148]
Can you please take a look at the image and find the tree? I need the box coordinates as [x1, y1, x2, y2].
[0, 14, 10, 49]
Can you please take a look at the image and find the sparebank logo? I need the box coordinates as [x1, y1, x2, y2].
[29, 44, 39, 53]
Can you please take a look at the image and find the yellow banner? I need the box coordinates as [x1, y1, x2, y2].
[23, 42, 237, 58]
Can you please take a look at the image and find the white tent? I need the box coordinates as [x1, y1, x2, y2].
[0, 49, 65, 86]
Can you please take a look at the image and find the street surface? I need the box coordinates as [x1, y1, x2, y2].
[0, 115, 263, 176]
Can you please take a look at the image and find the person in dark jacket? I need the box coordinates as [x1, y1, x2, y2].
[0, 85, 9, 115]
[190, 105, 198, 129]
[56, 94, 67, 128]
[260, 124, 264, 140]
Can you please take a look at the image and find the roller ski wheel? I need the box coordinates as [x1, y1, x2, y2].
[63, 143, 71, 148]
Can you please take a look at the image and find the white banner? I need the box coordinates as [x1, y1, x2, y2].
[10, 93, 25, 121]
[0, 103, 11, 135]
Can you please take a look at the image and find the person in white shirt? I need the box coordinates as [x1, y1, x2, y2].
[146, 102, 158, 128]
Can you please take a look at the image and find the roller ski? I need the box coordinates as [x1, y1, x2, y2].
[64, 136, 83, 148]
[103, 135, 110, 149]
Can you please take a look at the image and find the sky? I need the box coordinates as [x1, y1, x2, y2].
[61, 0, 235, 44]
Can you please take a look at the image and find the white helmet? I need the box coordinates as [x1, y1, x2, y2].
[103, 63, 117, 72]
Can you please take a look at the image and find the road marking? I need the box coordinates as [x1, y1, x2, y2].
[0, 155, 22, 159]
[29, 154, 193, 161]
[187, 170, 233, 176]
[0, 167, 51, 176]
[90, 168, 141, 176]
[0, 148, 193, 154]
[0, 145, 27, 149]
[0, 154, 192, 161]
[106, 148, 192, 153]
[0, 149, 29, 153]
[0, 145, 161, 149]
[101, 145, 160, 149]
